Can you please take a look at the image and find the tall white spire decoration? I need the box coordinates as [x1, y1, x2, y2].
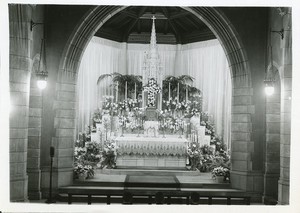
[142, 16, 163, 109]
[142, 16, 163, 85]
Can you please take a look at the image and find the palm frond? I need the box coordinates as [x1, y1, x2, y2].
[97, 73, 113, 85]
[177, 75, 194, 84]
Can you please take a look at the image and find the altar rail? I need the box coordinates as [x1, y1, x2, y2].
[59, 186, 251, 205]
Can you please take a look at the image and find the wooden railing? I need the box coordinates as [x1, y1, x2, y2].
[59, 187, 251, 205]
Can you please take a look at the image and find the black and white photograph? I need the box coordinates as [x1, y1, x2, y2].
[0, 0, 299, 212]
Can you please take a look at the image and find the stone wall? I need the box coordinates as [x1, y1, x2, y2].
[7, 5, 292, 204]
[9, 4, 32, 201]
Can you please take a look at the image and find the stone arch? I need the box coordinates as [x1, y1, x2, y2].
[53, 6, 255, 194]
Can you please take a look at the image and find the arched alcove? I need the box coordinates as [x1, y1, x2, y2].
[52, 5, 258, 198]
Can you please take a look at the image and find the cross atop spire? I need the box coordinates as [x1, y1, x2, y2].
[150, 16, 157, 51]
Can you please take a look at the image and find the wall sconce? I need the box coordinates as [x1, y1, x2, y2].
[264, 79, 275, 96]
[36, 70, 48, 90]
[264, 27, 276, 96]
[36, 39, 48, 90]
[271, 7, 289, 40]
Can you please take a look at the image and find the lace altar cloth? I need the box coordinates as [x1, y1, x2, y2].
[116, 135, 188, 156]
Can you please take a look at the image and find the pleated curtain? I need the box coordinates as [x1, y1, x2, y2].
[77, 37, 231, 146]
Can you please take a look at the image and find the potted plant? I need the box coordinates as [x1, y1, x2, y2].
[100, 140, 117, 169]
[73, 141, 101, 180]
[74, 163, 94, 181]
[187, 142, 201, 171]
[211, 166, 229, 183]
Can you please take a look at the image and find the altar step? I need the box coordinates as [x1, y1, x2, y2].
[97, 167, 201, 176]
[72, 171, 231, 189]
[58, 171, 252, 204]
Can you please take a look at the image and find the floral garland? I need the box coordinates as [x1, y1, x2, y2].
[143, 78, 161, 107]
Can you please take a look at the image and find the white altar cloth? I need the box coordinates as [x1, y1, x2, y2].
[116, 135, 188, 156]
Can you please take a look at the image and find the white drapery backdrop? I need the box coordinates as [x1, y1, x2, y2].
[77, 37, 231, 146]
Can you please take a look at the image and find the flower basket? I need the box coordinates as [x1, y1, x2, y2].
[211, 166, 229, 182]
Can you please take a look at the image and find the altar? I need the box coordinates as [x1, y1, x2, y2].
[87, 16, 212, 171]
[115, 135, 188, 168]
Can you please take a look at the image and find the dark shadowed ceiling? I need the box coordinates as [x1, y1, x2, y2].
[95, 6, 216, 44]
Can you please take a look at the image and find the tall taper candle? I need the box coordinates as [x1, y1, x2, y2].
[186, 85, 188, 102]
[116, 81, 119, 102]
[125, 81, 127, 100]
[134, 83, 137, 100]
[168, 82, 171, 100]
[177, 82, 179, 100]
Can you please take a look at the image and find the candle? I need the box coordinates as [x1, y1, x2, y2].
[177, 82, 179, 100]
[125, 81, 127, 100]
[186, 85, 188, 102]
[116, 81, 119, 102]
[168, 82, 171, 100]
[134, 83, 137, 100]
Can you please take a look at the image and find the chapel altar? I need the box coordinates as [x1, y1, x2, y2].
[90, 16, 211, 169]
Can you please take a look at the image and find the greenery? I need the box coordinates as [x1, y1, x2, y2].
[198, 144, 214, 172]
[100, 140, 118, 169]
[211, 166, 230, 178]
[187, 142, 201, 171]
[97, 72, 142, 100]
[73, 141, 101, 179]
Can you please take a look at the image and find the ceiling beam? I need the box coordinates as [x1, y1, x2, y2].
[137, 19, 141, 33]
[161, 7, 181, 43]
[172, 19, 189, 32]
[168, 19, 181, 43]
[169, 10, 190, 20]
[120, 10, 138, 19]
[123, 18, 139, 40]
[185, 15, 200, 30]
[164, 20, 168, 34]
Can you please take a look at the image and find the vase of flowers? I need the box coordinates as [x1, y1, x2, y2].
[211, 166, 229, 183]
[74, 163, 94, 181]
[187, 142, 201, 171]
[100, 140, 117, 169]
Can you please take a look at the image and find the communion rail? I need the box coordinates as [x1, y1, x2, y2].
[58, 186, 251, 205]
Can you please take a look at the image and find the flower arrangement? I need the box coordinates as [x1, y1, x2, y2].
[118, 98, 140, 113]
[198, 144, 214, 172]
[102, 96, 119, 116]
[100, 140, 117, 169]
[73, 163, 94, 180]
[143, 78, 161, 107]
[73, 140, 101, 180]
[211, 166, 229, 177]
[187, 142, 201, 170]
